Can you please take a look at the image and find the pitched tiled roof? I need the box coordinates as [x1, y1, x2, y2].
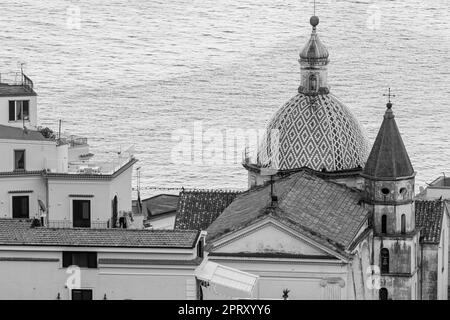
[0, 125, 52, 141]
[363, 104, 414, 179]
[0, 219, 199, 248]
[206, 170, 369, 255]
[175, 189, 241, 231]
[415, 200, 445, 244]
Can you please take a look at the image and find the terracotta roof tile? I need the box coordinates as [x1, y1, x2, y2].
[415, 200, 445, 244]
[0, 219, 199, 248]
[175, 190, 241, 230]
[206, 170, 368, 254]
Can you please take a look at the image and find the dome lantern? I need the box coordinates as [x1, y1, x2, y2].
[298, 16, 330, 96]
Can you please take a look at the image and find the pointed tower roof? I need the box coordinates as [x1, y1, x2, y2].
[363, 102, 414, 179]
[299, 16, 329, 64]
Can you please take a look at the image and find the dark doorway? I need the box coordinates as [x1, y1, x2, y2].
[381, 215, 387, 234]
[112, 196, 118, 228]
[71, 289, 93, 300]
[73, 200, 91, 228]
[12, 196, 29, 218]
[379, 288, 388, 300]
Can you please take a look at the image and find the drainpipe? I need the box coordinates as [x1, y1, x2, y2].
[45, 174, 49, 226]
[420, 236, 424, 300]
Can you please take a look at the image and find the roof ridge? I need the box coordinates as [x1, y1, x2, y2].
[179, 188, 243, 194]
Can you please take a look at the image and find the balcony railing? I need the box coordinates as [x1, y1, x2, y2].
[47, 220, 109, 229]
[0, 71, 34, 91]
[58, 134, 88, 147]
[43, 154, 134, 175]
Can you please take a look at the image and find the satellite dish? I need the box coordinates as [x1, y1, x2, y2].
[38, 199, 46, 212]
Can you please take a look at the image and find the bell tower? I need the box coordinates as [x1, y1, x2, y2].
[362, 94, 419, 300]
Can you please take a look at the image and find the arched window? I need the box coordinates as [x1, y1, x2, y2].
[380, 248, 389, 274]
[401, 214, 406, 234]
[379, 288, 388, 300]
[381, 215, 387, 234]
[309, 74, 318, 91]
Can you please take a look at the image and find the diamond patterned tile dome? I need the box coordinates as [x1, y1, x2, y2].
[257, 93, 370, 172]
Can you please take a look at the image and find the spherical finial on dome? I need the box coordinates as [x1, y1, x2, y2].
[310, 16, 319, 27]
[386, 102, 393, 109]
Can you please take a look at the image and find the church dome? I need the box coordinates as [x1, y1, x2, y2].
[257, 93, 369, 172]
[248, 16, 369, 174]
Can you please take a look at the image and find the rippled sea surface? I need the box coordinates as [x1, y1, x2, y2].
[1, 0, 449, 197]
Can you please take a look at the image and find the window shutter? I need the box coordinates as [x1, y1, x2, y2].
[9, 101, 15, 121]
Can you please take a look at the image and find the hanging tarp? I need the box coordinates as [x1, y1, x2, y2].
[195, 260, 259, 298]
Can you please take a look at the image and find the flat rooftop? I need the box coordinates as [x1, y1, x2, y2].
[0, 83, 36, 97]
[429, 176, 450, 188]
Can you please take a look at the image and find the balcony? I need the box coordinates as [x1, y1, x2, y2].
[58, 134, 89, 148]
[0, 71, 34, 92]
[43, 152, 135, 175]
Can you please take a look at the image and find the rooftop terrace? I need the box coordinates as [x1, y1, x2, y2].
[0, 72, 36, 97]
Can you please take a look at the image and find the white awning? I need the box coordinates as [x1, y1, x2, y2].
[195, 260, 259, 297]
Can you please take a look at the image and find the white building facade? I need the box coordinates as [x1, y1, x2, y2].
[0, 72, 137, 229]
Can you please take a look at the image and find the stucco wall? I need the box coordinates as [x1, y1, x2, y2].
[47, 179, 111, 223]
[0, 139, 58, 171]
[0, 96, 38, 129]
[204, 257, 350, 300]
[0, 247, 199, 300]
[421, 245, 438, 300]
[0, 175, 46, 219]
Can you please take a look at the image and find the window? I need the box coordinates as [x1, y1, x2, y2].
[73, 199, 91, 228]
[309, 74, 318, 91]
[381, 188, 390, 195]
[197, 239, 204, 258]
[381, 215, 387, 234]
[12, 196, 29, 218]
[379, 288, 388, 300]
[9, 100, 29, 121]
[71, 289, 93, 300]
[380, 248, 389, 274]
[14, 150, 25, 170]
[63, 252, 97, 268]
[401, 214, 406, 234]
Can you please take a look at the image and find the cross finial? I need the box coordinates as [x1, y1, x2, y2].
[383, 87, 396, 103]
[314, 0, 316, 16]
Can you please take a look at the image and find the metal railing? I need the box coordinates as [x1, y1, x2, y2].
[0, 71, 34, 91]
[58, 134, 88, 147]
[47, 220, 109, 229]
